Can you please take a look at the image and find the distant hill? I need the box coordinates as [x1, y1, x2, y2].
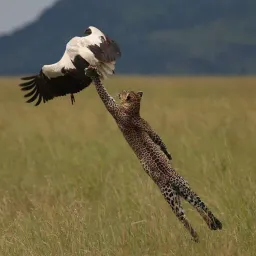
[1, 0, 256, 75]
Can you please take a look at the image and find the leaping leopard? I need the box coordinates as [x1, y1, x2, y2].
[84, 70, 222, 242]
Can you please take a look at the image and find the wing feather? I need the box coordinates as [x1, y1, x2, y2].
[21, 83, 35, 91]
[35, 95, 43, 106]
[24, 86, 37, 98]
[87, 36, 121, 63]
[26, 90, 39, 103]
[21, 75, 37, 81]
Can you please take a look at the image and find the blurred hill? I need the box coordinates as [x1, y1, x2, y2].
[1, 0, 256, 75]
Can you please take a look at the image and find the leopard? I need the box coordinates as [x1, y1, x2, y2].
[87, 72, 222, 242]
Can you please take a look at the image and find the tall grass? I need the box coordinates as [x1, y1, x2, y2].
[0, 76, 255, 255]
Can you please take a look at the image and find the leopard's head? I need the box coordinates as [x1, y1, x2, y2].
[118, 90, 143, 114]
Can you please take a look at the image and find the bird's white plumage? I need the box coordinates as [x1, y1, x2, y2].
[42, 51, 75, 79]
[41, 26, 118, 80]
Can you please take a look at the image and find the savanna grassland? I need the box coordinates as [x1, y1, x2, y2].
[0, 76, 255, 256]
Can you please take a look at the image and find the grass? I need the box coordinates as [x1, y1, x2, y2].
[0, 76, 255, 255]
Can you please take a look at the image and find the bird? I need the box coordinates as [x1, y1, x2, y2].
[19, 26, 121, 106]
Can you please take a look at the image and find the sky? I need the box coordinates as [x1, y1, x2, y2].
[0, 0, 56, 35]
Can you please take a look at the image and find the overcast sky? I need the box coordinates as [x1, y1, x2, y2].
[0, 0, 56, 35]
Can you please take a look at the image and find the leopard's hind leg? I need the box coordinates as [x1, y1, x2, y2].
[173, 178, 222, 231]
[160, 184, 199, 242]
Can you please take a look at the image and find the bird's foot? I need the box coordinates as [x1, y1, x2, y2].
[85, 65, 99, 78]
[87, 65, 97, 70]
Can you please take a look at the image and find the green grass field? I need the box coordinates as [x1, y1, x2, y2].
[0, 76, 255, 255]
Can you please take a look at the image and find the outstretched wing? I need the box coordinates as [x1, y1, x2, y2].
[19, 70, 92, 106]
[87, 36, 121, 63]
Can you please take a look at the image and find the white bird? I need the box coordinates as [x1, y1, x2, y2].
[19, 26, 121, 106]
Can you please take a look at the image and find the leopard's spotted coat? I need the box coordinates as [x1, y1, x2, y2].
[91, 75, 222, 242]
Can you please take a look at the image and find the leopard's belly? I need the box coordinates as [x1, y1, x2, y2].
[119, 125, 174, 185]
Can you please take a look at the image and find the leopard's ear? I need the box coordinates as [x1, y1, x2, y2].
[137, 91, 143, 98]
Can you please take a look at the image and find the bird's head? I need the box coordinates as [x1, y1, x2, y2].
[84, 26, 105, 38]
[118, 90, 143, 115]
[84, 27, 92, 36]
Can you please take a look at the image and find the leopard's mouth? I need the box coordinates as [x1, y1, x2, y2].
[117, 92, 127, 102]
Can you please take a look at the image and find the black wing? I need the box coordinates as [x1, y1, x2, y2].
[87, 36, 121, 63]
[19, 69, 92, 106]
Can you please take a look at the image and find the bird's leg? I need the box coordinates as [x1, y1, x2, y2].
[70, 93, 75, 105]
